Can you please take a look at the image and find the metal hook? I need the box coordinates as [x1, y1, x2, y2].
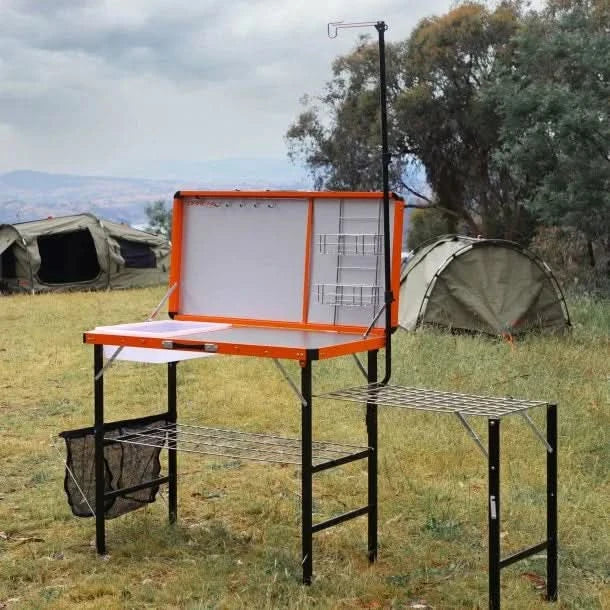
[327, 20, 386, 39]
[327, 21, 342, 38]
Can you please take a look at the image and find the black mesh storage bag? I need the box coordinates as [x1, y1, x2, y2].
[59, 414, 167, 519]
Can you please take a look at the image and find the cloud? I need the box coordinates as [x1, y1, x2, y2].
[2, 1, 249, 83]
[0, 0, 453, 175]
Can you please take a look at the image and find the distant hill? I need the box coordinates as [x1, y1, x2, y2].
[0, 159, 311, 225]
[0, 171, 175, 225]
[0, 159, 428, 227]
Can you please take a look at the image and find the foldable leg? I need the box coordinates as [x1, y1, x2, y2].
[488, 418, 501, 610]
[168, 362, 178, 524]
[94, 344, 106, 554]
[547, 404, 558, 601]
[367, 350, 378, 563]
[301, 359, 313, 585]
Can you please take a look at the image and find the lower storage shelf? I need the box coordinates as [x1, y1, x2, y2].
[107, 422, 369, 467]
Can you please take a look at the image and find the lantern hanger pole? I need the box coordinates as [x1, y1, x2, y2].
[328, 19, 393, 385]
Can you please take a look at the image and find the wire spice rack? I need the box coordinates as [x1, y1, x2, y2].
[317, 233, 383, 256]
[314, 284, 381, 307]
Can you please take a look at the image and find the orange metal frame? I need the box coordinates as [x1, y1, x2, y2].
[168, 190, 404, 331]
[85, 190, 404, 361]
[83, 331, 387, 361]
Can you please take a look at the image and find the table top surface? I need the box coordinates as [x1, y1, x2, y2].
[85, 319, 386, 360]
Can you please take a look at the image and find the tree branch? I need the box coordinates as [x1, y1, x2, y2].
[399, 180, 434, 204]
[405, 201, 437, 209]
[399, 179, 482, 234]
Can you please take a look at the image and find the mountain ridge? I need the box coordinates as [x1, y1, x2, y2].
[1, 161, 426, 227]
[0, 159, 311, 225]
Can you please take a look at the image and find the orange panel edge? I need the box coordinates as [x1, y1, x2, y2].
[167, 193, 184, 317]
[301, 198, 314, 323]
[391, 199, 405, 328]
[175, 190, 397, 200]
[83, 331, 383, 361]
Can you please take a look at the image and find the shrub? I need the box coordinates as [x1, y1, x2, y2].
[530, 226, 609, 296]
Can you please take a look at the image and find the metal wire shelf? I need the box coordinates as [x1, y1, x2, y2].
[316, 383, 549, 418]
[317, 233, 383, 256]
[106, 423, 369, 466]
[314, 283, 380, 307]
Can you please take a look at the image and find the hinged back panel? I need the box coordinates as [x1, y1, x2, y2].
[169, 191, 403, 331]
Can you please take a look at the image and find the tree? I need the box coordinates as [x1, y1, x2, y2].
[394, 2, 532, 239]
[145, 200, 172, 238]
[491, 0, 610, 246]
[406, 208, 450, 251]
[286, 3, 538, 241]
[286, 37, 409, 192]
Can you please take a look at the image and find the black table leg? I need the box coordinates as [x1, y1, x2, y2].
[301, 359, 313, 585]
[488, 417, 501, 610]
[547, 404, 558, 601]
[367, 349, 378, 563]
[168, 361, 178, 524]
[94, 344, 106, 555]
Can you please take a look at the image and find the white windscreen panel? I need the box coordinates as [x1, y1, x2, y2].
[180, 197, 308, 321]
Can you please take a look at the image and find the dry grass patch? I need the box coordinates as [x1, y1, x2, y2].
[0, 288, 608, 608]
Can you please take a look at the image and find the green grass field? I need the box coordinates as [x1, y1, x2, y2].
[0, 288, 608, 609]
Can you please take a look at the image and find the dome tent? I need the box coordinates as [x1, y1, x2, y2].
[399, 235, 570, 336]
[0, 214, 169, 294]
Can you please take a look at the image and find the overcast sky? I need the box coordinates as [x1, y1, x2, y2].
[1, 0, 455, 178]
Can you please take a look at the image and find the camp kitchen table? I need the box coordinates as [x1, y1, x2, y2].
[78, 191, 557, 609]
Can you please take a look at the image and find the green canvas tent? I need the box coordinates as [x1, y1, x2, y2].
[0, 214, 169, 294]
[399, 235, 570, 336]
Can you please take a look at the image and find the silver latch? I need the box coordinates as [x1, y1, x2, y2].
[203, 343, 218, 353]
[490, 495, 497, 520]
[161, 340, 174, 349]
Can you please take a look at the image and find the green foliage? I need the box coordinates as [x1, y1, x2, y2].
[287, 0, 607, 258]
[286, 3, 537, 241]
[145, 199, 172, 238]
[285, 37, 409, 191]
[530, 226, 609, 295]
[491, 0, 610, 242]
[423, 516, 462, 540]
[395, 2, 526, 238]
[406, 208, 450, 251]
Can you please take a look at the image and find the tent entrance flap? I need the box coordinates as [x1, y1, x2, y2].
[0, 245, 17, 279]
[37, 229, 101, 284]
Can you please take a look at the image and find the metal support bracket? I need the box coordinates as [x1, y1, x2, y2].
[273, 359, 308, 407]
[520, 411, 553, 453]
[94, 283, 178, 381]
[352, 354, 368, 380]
[362, 303, 387, 338]
[51, 438, 96, 517]
[94, 345, 123, 382]
[455, 412, 488, 459]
